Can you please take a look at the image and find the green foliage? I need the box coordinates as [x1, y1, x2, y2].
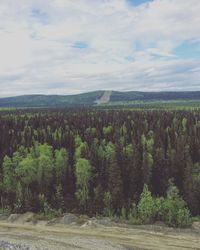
[0, 108, 199, 228]
[3, 156, 15, 192]
[16, 155, 37, 186]
[121, 207, 127, 220]
[129, 183, 191, 228]
[193, 163, 200, 183]
[103, 126, 112, 136]
[1, 142, 68, 211]
[14, 182, 23, 211]
[55, 184, 65, 210]
[128, 203, 141, 225]
[122, 144, 134, 158]
[182, 117, 187, 132]
[37, 194, 61, 220]
[74, 136, 89, 159]
[162, 181, 192, 227]
[75, 158, 92, 208]
[105, 144, 123, 210]
[154, 197, 164, 220]
[120, 123, 127, 137]
[85, 127, 96, 136]
[55, 148, 68, 186]
[0, 207, 11, 215]
[146, 131, 154, 153]
[137, 184, 157, 223]
[103, 192, 113, 217]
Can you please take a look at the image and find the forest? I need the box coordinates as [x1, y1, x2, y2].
[1, 91, 200, 107]
[0, 108, 200, 227]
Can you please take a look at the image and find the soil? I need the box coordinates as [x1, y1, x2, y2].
[96, 91, 112, 104]
[0, 214, 200, 250]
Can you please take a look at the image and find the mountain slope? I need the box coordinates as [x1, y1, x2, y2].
[0, 90, 200, 107]
[110, 91, 200, 102]
[0, 91, 104, 107]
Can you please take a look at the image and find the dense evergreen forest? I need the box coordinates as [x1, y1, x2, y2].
[0, 108, 200, 227]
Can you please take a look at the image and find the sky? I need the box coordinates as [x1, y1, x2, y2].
[0, 0, 200, 97]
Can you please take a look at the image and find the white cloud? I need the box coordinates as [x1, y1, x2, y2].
[0, 0, 200, 97]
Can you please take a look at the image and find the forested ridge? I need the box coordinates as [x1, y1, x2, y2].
[0, 108, 200, 227]
[1, 90, 200, 107]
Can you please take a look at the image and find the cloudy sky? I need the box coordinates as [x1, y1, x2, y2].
[0, 0, 200, 97]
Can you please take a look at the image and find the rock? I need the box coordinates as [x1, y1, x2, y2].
[7, 214, 20, 223]
[0, 213, 9, 220]
[96, 217, 112, 226]
[81, 218, 99, 228]
[192, 221, 200, 230]
[62, 213, 79, 224]
[7, 212, 35, 224]
[35, 220, 49, 226]
[81, 220, 98, 228]
[18, 212, 36, 224]
[48, 213, 79, 225]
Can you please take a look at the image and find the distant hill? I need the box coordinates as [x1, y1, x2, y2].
[0, 90, 200, 107]
[110, 91, 200, 102]
[0, 91, 104, 107]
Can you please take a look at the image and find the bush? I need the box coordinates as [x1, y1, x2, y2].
[162, 181, 192, 227]
[129, 182, 192, 228]
[127, 202, 141, 224]
[176, 208, 192, 228]
[137, 184, 157, 223]
[0, 207, 11, 215]
[154, 197, 164, 220]
[37, 194, 62, 220]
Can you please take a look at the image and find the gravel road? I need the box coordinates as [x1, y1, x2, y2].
[0, 221, 200, 250]
[0, 223, 128, 250]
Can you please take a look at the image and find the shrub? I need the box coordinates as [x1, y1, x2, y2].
[176, 208, 192, 228]
[137, 184, 157, 223]
[128, 182, 192, 228]
[162, 180, 192, 227]
[38, 194, 61, 220]
[127, 202, 141, 224]
[154, 197, 164, 220]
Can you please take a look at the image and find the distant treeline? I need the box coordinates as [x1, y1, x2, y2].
[110, 91, 200, 102]
[0, 108, 200, 226]
[1, 90, 200, 107]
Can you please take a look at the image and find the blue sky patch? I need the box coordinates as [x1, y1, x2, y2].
[127, 0, 153, 6]
[175, 40, 200, 59]
[72, 41, 88, 49]
[31, 8, 49, 24]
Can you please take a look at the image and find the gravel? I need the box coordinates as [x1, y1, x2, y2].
[0, 241, 30, 250]
[0, 240, 49, 250]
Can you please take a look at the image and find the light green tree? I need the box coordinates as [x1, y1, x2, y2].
[137, 184, 156, 223]
[55, 148, 68, 185]
[75, 158, 92, 209]
[163, 180, 192, 227]
[2, 156, 16, 192]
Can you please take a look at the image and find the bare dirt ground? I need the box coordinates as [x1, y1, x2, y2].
[96, 90, 112, 104]
[0, 221, 200, 250]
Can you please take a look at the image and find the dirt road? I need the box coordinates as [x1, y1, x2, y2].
[0, 222, 200, 250]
